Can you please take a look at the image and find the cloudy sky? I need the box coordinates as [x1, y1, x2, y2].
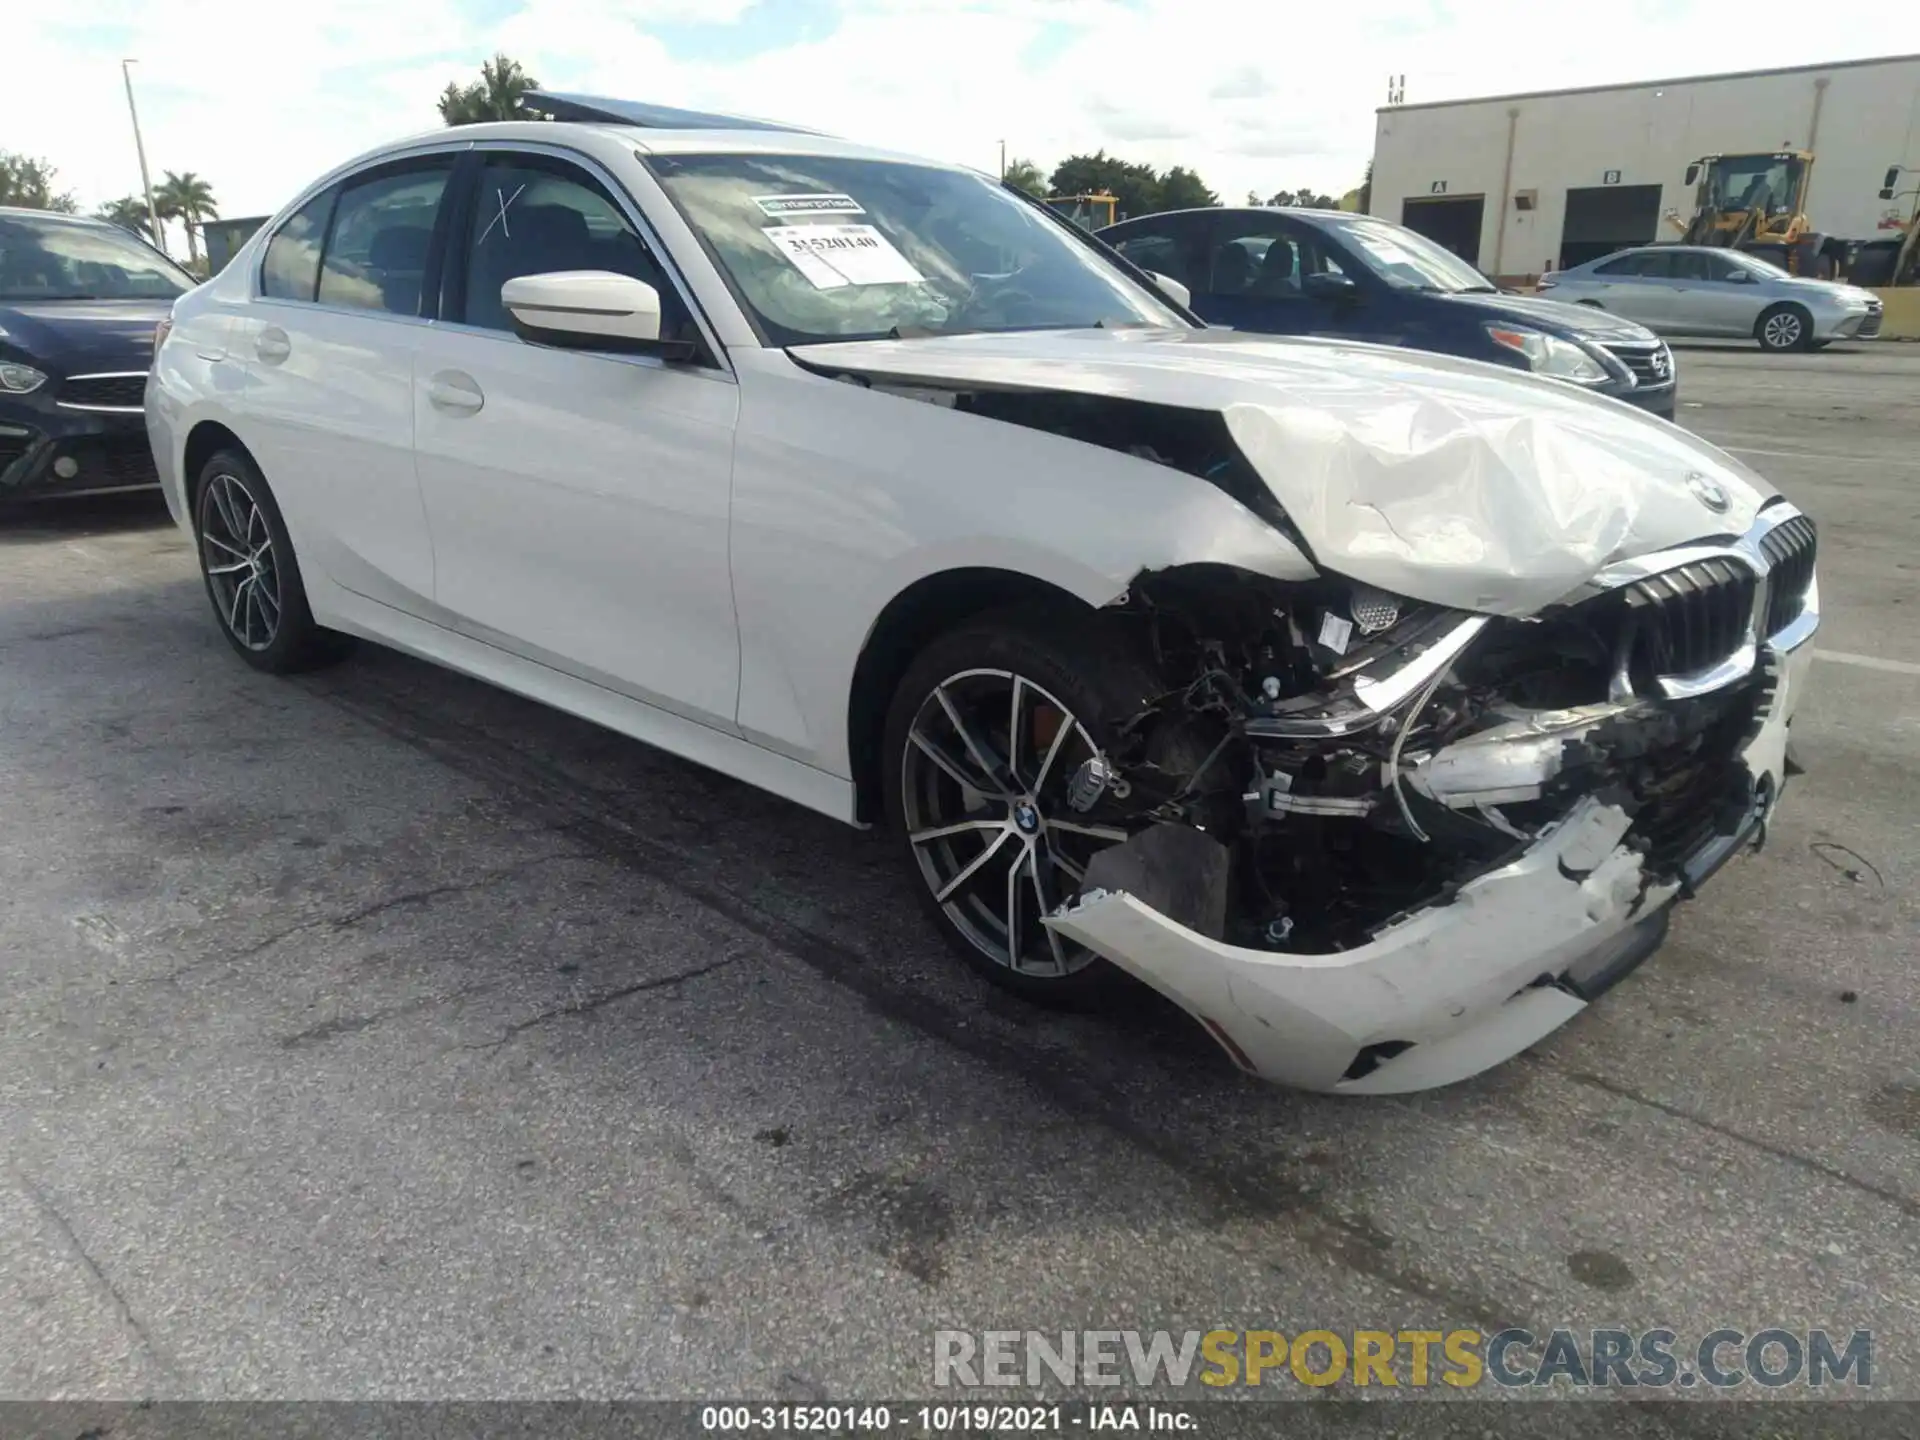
[12, 0, 1920, 229]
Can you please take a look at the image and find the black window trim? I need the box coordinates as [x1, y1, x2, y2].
[447, 139, 730, 374]
[258, 184, 339, 304]
[255, 144, 467, 320]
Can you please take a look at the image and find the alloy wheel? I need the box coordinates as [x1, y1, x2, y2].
[1763, 311, 1803, 350]
[900, 668, 1126, 976]
[199, 472, 282, 652]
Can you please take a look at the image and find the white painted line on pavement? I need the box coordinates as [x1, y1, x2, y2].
[1716, 444, 1893, 467]
[1814, 649, 1920, 676]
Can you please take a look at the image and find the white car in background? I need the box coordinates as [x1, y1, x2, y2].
[147, 95, 1820, 1094]
[1539, 245, 1883, 352]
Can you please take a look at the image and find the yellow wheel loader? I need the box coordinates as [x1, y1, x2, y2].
[1676, 151, 1845, 277]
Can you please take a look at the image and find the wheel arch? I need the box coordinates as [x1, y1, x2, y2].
[846, 566, 1091, 824]
[182, 419, 251, 504]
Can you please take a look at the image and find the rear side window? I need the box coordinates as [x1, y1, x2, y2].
[1592, 253, 1644, 276]
[261, 188, 336, 300]
[316, 163, 454, 315]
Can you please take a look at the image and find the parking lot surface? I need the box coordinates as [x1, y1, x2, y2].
[2, 344, 1916, 1407]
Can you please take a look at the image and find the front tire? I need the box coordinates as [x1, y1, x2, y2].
[1756, 303, 1814, 353]
[193, 448, 352, 673]
[881, 608, 1159, 1004]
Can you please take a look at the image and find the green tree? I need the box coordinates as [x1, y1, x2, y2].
[0, 151, 78, 212]
[96, 195, 155, 240]
[1001, 157, 1048, 199]
[1158, 166, 1218, 210]
[1263, 187, 1340, 209]
[1048, 152, 1163, 221]
[156, 171, 219, 266]
[1359, 158, 1373, 214]
[439, 53, 545, 126]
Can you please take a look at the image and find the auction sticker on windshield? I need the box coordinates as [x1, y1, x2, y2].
[753, 193, 865, 217]
[763, 223, 925, 288]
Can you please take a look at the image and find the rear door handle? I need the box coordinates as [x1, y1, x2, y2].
[426, 370, 484, 415]
[255, 327, 291, 364]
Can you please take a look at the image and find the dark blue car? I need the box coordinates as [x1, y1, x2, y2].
[1098, 207, 1677, 419]
[1, 207, 192, 506]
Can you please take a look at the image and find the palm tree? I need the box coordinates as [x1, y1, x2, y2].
[438, 54, 544, 126]
[156, 171, 219, 265]
[1001, 158, 1048, 199]
[95, 195, 155, 240]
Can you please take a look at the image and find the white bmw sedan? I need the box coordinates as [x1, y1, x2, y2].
[148, 95, 1820, 1094]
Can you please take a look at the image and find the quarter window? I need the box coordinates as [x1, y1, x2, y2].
[261, 188, 336, 300]
[1592, 253, 1645, 277]
[316, 162, 453, 315]
[458, 156, 683, 339]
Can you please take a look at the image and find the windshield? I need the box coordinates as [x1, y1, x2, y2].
[645, 153, 1186, 344]
[0, 212, 193, 302]
[1325, 218, 1494, 293]
[1704, 157, 1804, 216]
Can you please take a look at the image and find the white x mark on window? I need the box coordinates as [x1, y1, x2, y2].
[477, 183, 527, 246]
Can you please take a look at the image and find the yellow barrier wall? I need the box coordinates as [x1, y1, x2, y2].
[1871, 288, 1920, 340]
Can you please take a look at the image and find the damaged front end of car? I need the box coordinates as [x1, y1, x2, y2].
[1041, 503, 1820, 1093]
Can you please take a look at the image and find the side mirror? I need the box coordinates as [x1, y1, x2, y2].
[1303, 270, 1359, 301]
[1885, 165, 1902, 192]
[1684, 163, 1701, 186]
[501, 271, 694, 359]
[1147, 271, 1191, 310]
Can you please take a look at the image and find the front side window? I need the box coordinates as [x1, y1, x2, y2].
[458, 155, 686, 339]
[316, 162, 453, 315]
[0, 212, 193, 302]
[646, 152, 1186, 345]
[1323, 217, 1493, 294]
[1205, 221, 1345, 299]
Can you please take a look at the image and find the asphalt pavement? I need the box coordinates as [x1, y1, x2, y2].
[1, 344, 1915, 1411]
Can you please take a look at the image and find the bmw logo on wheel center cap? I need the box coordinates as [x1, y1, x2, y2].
[1012, 800, 1041, 833]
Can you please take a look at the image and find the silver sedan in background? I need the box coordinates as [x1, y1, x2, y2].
[1539, 245, 1883, 353]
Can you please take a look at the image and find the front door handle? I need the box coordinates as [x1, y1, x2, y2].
[255, 326, 291, 364]
[426, 370, 484, 415]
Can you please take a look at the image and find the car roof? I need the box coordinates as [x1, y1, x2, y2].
[0, 207, 115, 227]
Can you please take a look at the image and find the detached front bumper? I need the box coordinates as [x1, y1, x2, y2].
[1046, 606, 1816, 1096]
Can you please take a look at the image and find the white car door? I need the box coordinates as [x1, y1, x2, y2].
[232, 155, 456, 611]
[410, 147, 742, 730]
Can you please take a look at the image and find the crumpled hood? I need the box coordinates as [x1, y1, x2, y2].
[790, 327, 1775, 615]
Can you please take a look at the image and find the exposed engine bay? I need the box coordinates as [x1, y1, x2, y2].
[1061, 562, 1776, 956]
[806, 367, 1811, 964]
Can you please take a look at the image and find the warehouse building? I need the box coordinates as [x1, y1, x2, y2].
[1369, 53, 1920, 283]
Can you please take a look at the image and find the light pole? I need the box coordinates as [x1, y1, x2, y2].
[122, 59, 164, 255]
[999, 139, 1006, 180]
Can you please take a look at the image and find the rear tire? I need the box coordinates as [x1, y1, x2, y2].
[193, 448, 354, 673]
[881, 606, 1160, 1005]
[1756, 304, 1814, 353]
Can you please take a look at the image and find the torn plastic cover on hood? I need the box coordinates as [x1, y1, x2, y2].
[789, 328, 1776, 615]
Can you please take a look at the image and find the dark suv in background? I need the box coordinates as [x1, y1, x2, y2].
[1099, 207, 1678, 419]
[1, 208, 192, 505]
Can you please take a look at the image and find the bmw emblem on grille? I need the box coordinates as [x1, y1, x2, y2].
[1687, 472, 1730, 513]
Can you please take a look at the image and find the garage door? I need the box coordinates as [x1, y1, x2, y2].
[1400, 195, 1486, 265]
[1560, 185, 1663, 269]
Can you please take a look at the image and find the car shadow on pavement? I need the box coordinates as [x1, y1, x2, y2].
[0, 490, 174, 543]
